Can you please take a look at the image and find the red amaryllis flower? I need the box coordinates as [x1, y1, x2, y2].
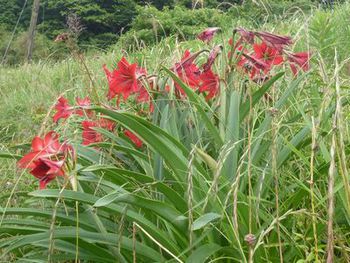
[199, 69, 220, 100]
[53, 97, 74, 123]
[31, 159, 65, 189]
[18, 131, 66, 169]
[242, 53, 270, 79]
[202, 45, 223, 72]
[124, 130, 143, 148]
[103, 57, 147, 102]
[75, 96, 91, 116]
[287, 52, 310, 75]
[197, 27, 221, 43]
[81, 121, 103, 145]
[253, 42, 283, 68]
[17, 131, 71, 189]
[254, 31, 292, 51]
[98, 118, 116, 132]
[174, 50, 201, 95]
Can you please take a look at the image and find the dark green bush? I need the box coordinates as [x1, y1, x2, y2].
[119, 6, 231, 47]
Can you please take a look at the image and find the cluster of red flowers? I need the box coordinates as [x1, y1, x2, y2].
[173, 47, 221, 100]
[18, 26, 311, 189]
[229, 28, 310, 80]
[17, 132, 73, 189]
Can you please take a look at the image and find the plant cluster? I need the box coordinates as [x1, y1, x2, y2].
[2, 24, 349, 262]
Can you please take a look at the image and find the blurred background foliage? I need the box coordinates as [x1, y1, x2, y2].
[0, 0, 331, 65]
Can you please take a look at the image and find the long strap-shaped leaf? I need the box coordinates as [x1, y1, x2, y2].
[239, 72, 284, 122]
[162, 66, 223, 147]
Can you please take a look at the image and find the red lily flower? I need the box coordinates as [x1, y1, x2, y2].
[103, 57, 147, 102]
[197, 27, 221, 43]
[17, 131, 71, 189]
[81, 121, 103, 145]
[254, 31, 292, 51]
[287, 52, 310, 75]
[252, 42, 283, 69]
[174, 50, 201, 96]
[199, 69, 220, 100]
[31, 159, 65, 189]
[124, 130, 143, 148]
[18, 131, 66, 169]
[53, 97, 74, 123]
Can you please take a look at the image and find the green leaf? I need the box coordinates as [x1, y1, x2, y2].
[240, 72, 284, 121]
[186, 243, 222, 263]
[162, 66, 223, 146]
[93, 189, 127, 207]
[192, 213, 221, 230]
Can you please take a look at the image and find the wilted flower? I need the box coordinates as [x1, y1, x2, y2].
[234, 27, 255, 44]
[17, 131, 72, 189]
[202, 45, 223, 72]
[254, 31, 292, 51]
[197, 27, 221, 43]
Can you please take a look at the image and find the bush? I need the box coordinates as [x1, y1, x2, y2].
[119, 6, 231, 47]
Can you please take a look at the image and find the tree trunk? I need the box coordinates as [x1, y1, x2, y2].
[26, 0, 40, 63]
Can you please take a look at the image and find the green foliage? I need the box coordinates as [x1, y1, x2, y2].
[309, 3, 350, 76]
[1, 3, 350, 261]
[119, 6, 232, 46]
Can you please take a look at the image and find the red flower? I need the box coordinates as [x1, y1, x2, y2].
[17, 131, 70, 189]
[287, 52, 310, 75]
[81, 121, 103, 145]
[103, 57, 147, 102]
[254, 31, 292, 51]
[98, 118, 116, 132]
[31, 159, 65, 189]
[241, 53, 270, 79]
[75, 96, 91, 116]
[252, 42, 283, 69]
[197, 27, 221, 43]
[199, 69, 220, 100]
[53, 97, 73, 123]
[174, 50, 201, 96]
[124, 130, 143, 148]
